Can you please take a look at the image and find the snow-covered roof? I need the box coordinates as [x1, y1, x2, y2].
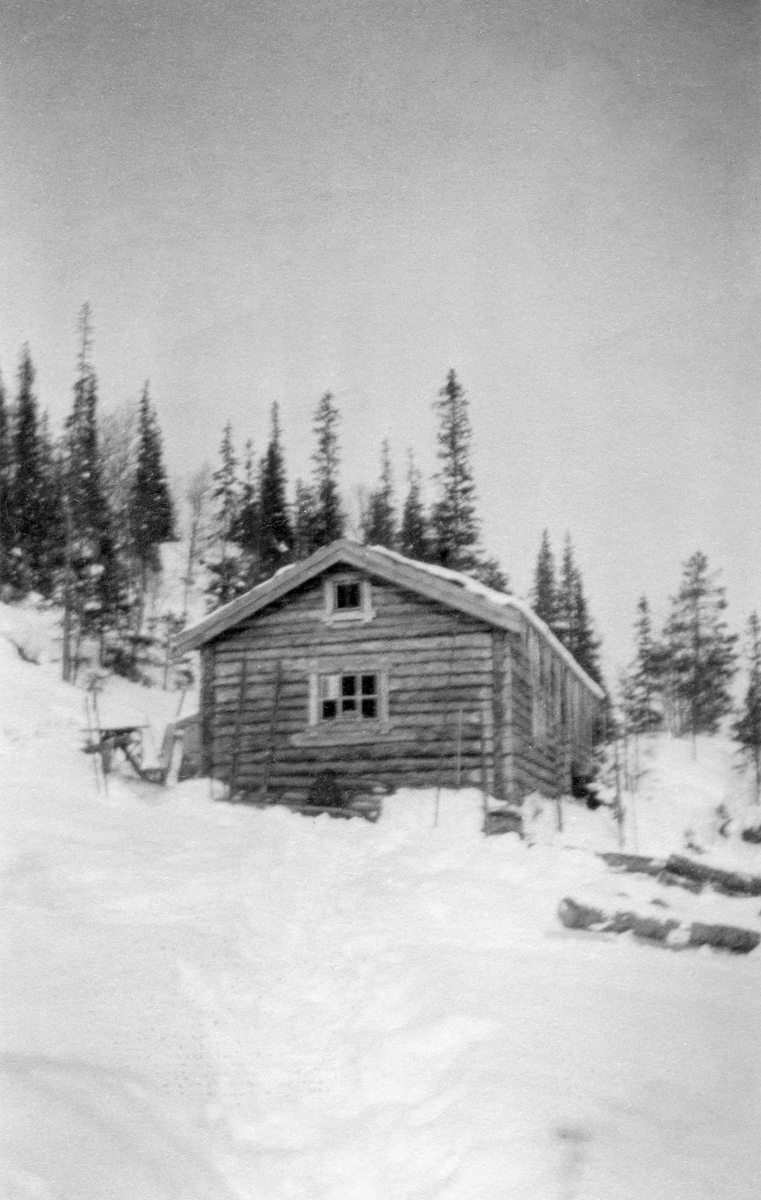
[367, 547, 605, 697]
[175, 540, 604, 699]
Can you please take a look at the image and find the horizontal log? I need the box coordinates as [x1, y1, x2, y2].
[559, 899, 759, 955]
[214, 633, 494, 667]
[558, 898, 680, 942]
[599, 853, 666, 876]
[229, 607, 477, 633]
[665, 855, 761, 897]
[219, 744, 487, 768]
[212, 731, 477, 753]
[217, 618, 491, 651]
[212, 698, 492, 726]
[687, 923, 760, 953]
[228, 764, 482, 787]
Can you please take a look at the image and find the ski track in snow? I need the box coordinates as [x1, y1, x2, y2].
[1, 612, 760, 1199]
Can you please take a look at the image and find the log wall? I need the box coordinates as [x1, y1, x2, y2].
[201, 566, 602, 805]
[206, 569, 495, 801]
[501, 623, 601, 801]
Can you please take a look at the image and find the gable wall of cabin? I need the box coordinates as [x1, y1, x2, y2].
[204, 569, 497, 801]
[199, 566, 602, 805]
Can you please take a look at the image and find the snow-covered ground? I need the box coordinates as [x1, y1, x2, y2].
[1, 601, 760, 1199]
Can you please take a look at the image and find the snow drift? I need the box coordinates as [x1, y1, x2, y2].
[1, 603, 761, 1198]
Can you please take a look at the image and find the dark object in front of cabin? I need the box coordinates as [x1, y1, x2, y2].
[306, 769, 345, 809]
[571, 769, 598, 804]
[741, 824, 761, 845]
[484, 807, 524, 837]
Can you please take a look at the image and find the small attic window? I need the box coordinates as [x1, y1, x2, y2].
[323, 573, 375, 624]
[335, 581, 361, 610]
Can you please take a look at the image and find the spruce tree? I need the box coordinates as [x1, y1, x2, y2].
[430, 369, 479, 572]
[259, 403, 293, 577]
[206, 422, 243, 607]
[130, 383, 175, 573]
[556, 534, 578, 650]
[398, 451, 429, 562]
[572, 577, 603, 686]
[734, 612, 761, 800]
[361, 439, 396, 548]
[663, 551, 738, 736]
[0, 370, 14, 591]
[58, 306, 124, 675]
[627, 596, 664, 734]
[310, 392, 345, 547]
[233, 438, 261, 586]
[293, 479, 317, 560]
[531, 530, 559, 631]
[35, 412, 66, 597]
[555, 534, 603, 685]
[9, 346, 47, 591]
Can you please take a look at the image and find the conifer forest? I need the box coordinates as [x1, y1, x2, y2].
[0, 307, 758, 777]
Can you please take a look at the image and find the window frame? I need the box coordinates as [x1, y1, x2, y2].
[316, 670, 381, 724]
[322, 573, 375, 625]
[290, 655, 391, 745]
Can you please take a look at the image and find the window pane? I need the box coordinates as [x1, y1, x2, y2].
[361, 698, 377, 718]
[341, 675, 357, 696]
[335, 582, 361, 609]
[341, 699, 357, 714]
[361, 674, 376, 695]
[321, 700, 337, 720]
[319, 674, 340, 700]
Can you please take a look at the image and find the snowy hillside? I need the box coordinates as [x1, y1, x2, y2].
[1, 602, 761, 1199]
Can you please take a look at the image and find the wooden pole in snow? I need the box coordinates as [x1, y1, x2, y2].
[228, 658, 248, 802]
[613, 736, 624, 848]
[260, 660, 283, 800]
[455, 706, 463, 789]
[84, 695, 101, 795]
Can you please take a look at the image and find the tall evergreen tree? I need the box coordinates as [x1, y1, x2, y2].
[62, 306, 120, 670]
[572, 576, 603, 686]
[430, 369, 479, 572]
[206, 422, 243, 607]
[9, 346, 47, 591]
[531, 529, 559, 632]
[662, 550, 738, 736]
[734, 612, 761, 800]
[293, 479, 317, 560]
[627, 596, 664, 733]
[66, 307, 104, 547]
[259, 403, 293, 577]
[0, 370, 14, 590]
[556, 534, 578, 650]
[555, 534, 603, 685]
[361, 438, 396, 548]
[398, 451, 429, 562]
[233, 438, 261, 586]
[310, 392, 345, 547]
[35, 412, 65, 597]
[130, 383, 175, 573]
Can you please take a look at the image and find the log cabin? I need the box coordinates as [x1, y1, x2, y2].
[175, 541, 605, 805]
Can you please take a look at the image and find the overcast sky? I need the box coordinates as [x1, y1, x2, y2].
[1, 0, 758, 676]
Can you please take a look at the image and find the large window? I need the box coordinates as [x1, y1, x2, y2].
[297, 660, 390, 742]
[319, 672, 378, 722]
